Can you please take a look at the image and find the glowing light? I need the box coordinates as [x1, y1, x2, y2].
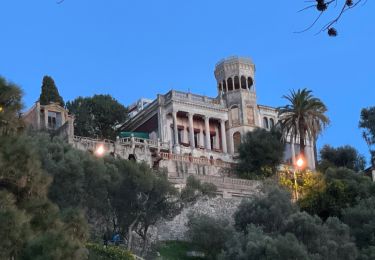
[296, 157, 304, 168]
[0, 106, 3, 112]
[95, 145, 105, 156]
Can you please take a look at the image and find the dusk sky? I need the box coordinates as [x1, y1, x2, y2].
[1, 1, 374, 163]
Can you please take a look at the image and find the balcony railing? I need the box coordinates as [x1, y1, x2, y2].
[164, 90, 225, 109]
[159, 152, 233, 168]
[119, 137, 169, 150]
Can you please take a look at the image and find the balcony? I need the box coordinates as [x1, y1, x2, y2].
[164, 90, 226, 109]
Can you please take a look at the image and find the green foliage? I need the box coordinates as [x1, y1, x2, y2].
[107, 160, 181, 250]
[299, 167, 375, 219]
[28, 133, 181, 252]
[237, 128, 284, 179]
[21, 231, 89, 260]
[219, 225, 309, 260]
[32, 134, 110, 212]
[342, 197, 375, 250]
[278, 88, 329, 161]
[39, 75, 65, 106]
[231, 184, 357, 260]
[279, 168, 326, 201]
[360, 106, 375, 165]
[282, 212, 357, 259]
[234, 185, 297, 233]
[155, 240, 203, 260]
[0, 76, 24, 135]
[181, 176, 217, 203]
[319, 144, 366, 172]
[66, 95, 128, 140]
[186, 214, 235, 259]
[0, 191, 30, 259]
[86, 243, 134, 260]
[0, 135, 88, 259]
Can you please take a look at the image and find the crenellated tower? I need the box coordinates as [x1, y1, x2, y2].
[214, 56, 260, 153]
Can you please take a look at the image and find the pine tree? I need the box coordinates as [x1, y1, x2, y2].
[39, 76, 65, 106]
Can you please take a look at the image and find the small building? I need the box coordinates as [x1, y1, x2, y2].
[22, 101, 74, 140]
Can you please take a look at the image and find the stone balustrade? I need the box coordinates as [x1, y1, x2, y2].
[118, 137, 169, 150]
[72, 135, 170, 155]
[164, 90, 225, 109]
[159, 152, 233, 168]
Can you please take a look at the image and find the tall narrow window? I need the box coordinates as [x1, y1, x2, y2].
[227, 78, 233, 91]
[234, 76, 240, 89]
[48, 111, 57, 129]
[247, 106, 255, 125]
[241, 76, 247, 89]
[233, 132, 241, 153]
[223, 80, 227, 92]
[263, 117, 269, 129]
[231, 106, 240, 126]
[248, 77, 254, 90]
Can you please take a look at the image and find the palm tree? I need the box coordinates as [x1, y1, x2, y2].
[277, 88, 329, 167]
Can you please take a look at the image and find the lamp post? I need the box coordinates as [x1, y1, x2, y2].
[293, 156, 304, 200]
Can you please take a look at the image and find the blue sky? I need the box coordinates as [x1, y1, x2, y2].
[0, 1, 374, 162]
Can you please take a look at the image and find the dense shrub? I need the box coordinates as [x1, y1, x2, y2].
[234, 185, 297, 233]
[87, 243, 134, 260]
[186, 214, 234, 259]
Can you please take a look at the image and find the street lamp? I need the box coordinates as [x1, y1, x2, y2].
[296, 157, 304, 169]
[95, 144, 105, 157]
[293, 156, 304, 200]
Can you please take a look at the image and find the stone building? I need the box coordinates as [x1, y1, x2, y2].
[21, 56, 315, 197]
[22, 101, 74, 140]
[120, 56, 316, 178]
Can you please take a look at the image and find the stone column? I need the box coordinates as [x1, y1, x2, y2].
[44, 108, 48, 129]
[172, 111, 179, 146]
[36, 102, 41, 129]
[220, 119, 227, 153]
[188, 113, 195, 149]
[204, 116, 211, 150]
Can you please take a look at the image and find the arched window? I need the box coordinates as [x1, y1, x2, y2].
[231, 106, 240, 126]
[227, 78, 233, 91]
[248, 77, 254, 90]
[247, 106, 254, 125]
[241, 76, 247, 89]
[270, 118, 275, 128]
[234, 76, 240, 89]
[218, 83, 222, 93]
[263, 117, 269, 129]
[223, 80, 227, 92]
[233, 132, 241, 153]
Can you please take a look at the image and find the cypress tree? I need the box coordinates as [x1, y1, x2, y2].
[39, 76, 65, 106]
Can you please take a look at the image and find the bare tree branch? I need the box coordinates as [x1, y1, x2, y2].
[298, 0, 365, 36]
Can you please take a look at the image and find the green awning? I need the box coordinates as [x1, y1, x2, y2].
[119, 132, 149, 139]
